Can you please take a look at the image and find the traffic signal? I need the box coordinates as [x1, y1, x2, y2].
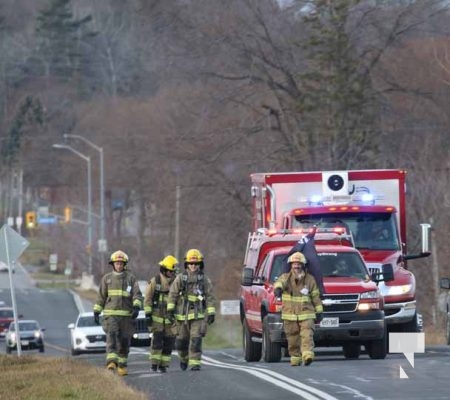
[26, 211, 36, 228]
[64, 207, 72, 223]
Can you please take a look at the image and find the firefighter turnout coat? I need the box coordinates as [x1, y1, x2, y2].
[274, 270, 323, 321]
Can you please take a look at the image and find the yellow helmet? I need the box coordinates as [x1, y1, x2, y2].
[109, 250, 129, 265]
[287, 252, 306, 265]
[184, 248, 203, 263]
[159, 255, 178, 271]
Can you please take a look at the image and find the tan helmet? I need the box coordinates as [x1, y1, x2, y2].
[287, 252, 306, 265]
[159, 255, 178, 271]
[109, 250, 129, 265]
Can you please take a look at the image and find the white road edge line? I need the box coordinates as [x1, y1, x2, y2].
[202, 355, 338, 400]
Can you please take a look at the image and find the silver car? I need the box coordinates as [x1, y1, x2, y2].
[5, 319, 45, 353]
[68, 312, 106, 356]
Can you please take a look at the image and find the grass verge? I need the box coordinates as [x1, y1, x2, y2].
[203, 316, 242, 349]
[0, 355, 148, 400]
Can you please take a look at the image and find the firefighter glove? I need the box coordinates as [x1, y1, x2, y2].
[167, 310, 175, 324]
[207, 314, 215, 325]
[131, 306, 140, 319]
[274, 287, 282, 300]
[315, 313, 323, 323]
[94, 312, 100, 325]
[145, 313, 152, 327]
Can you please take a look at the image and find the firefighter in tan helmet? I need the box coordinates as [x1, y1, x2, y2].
[144, 255, 178, 373]
[167, 249, 216, 371]
[93, 250, 142, 376]
[274, 251, 323, 366]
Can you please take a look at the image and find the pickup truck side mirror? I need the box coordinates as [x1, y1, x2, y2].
[241, 267, 254, 286]
[440, 277, 450, 290]
[371, 263, 394, 283]
[404, 223, 432, 260]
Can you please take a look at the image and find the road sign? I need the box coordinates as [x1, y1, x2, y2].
[220, 300, 240, 316]
[98, 239, 108, 253]
[37, 216, 57, 224]
[0, 224, 30, 263]
[0, 224, 30, 356]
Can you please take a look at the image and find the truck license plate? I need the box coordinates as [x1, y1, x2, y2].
[21, 340, 29, 346]
[320, 317, 339, 328]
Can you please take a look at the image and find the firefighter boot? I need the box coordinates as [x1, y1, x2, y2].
[151, 364, 158, 372]
[117, 366, 128, 376]
[106, 362, 117, 372]
[180, 361, 188, 371]
[159, 366, 167, 373]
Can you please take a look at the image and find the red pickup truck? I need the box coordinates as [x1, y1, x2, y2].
[240, 230, 393, 362]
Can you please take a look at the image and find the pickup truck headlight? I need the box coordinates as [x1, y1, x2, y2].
[358, 290, 381, 310]
[381, 284, 412, 296]
[360, 290, 379, 299]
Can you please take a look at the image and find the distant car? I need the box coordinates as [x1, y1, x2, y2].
[0, 307, 19, 338]
[0, 261, 15, 273]
[131, 310, 152, 347]
[5, 319, 45, 353]
[0, 262, 7, 272]
[68, 312, 106, 356]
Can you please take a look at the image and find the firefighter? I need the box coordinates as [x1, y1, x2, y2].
[167, 248, 216, 371]
[93, 250, 142, 376]
[144, 255, 178, 373]
[274, 251, 323, 366]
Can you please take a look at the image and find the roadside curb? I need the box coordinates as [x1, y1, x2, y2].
[70, 290, 94, 313]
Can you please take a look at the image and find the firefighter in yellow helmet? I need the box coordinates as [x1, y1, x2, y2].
[143, 255, 178, 373]
[274, 251, 323, 366]
[93, 250, 142, 376]
[167, 249, 216, 371]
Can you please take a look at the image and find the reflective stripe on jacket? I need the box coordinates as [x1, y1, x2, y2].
[167, 271, 216, 321]
[143, 273, 174, 325]
[274, 271, 323, 321]
[93, 271, 142, 317]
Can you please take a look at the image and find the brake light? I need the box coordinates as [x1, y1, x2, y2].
[269, 297, 283, 313]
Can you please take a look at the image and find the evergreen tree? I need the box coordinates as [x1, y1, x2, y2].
[299, 0, 381, 169]
[35, 0, 96, 81]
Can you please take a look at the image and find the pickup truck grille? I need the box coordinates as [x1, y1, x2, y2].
[322, 294, 359, 313]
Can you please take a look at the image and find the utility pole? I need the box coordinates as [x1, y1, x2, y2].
[53, 144, 93, 275]
[63, 134, 107, 272]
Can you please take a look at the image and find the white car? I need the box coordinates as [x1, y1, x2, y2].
[0, 261, 14, 273]
[68, 312, 106, 355]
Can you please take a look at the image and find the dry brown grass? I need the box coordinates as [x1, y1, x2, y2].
[0, 354, 148, 400]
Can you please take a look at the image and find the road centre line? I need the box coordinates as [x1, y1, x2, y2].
[202, 355, 338, 400]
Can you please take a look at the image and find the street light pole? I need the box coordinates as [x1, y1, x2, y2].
[53, 144, 93, 276]
[63, 134, 106, 269]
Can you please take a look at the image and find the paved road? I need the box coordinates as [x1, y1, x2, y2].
[2, 267, 450, 399]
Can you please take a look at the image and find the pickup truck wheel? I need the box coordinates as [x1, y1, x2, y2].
[6, 345, 11, 354]
[243, 319, 261, 362]
[367, 336, 387, 359]
[262, 317, 281, 363]
[342, 343, 360, 359]
[367, 324, 387, 359]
